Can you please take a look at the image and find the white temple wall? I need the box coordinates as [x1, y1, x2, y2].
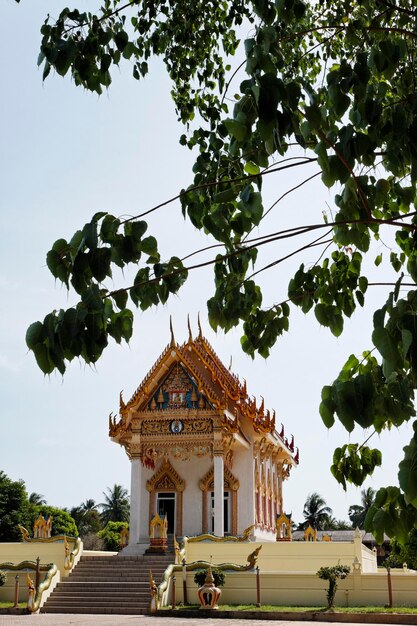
[135, 449, 258, 541]
[234, 447, 255, 534]
[180, 456, 212, 536]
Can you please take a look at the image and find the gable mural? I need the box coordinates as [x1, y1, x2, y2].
[148, 362, 211, 412]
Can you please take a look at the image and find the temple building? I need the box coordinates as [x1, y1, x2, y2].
[109, 320, 298, 552]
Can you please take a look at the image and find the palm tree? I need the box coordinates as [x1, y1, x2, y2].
[81, 499, 98, 512]
[300, 492, 333, 530]
[69, 505, 84, 527]
[29, 492, 47, 506]
[326, 517, 352, 530]
[348, 487, 376, 528]
[100, 485, 129, 525]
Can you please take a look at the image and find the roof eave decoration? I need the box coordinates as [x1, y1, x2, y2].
[108, 411, 132, 444]
[119, 391, 128, 420]
[124, 342, 175, 411]
[222, 408, 239, 433]
[170, 315, 177, 348]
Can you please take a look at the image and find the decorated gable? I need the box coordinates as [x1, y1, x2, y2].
[147, 362, 211, 411]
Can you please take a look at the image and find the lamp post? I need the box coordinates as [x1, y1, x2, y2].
[13, 576, 19, 609]
[182, 558, 188, 605]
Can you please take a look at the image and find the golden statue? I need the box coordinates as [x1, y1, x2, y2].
[174, 535, 181, 564]
[149, 570, 159, 613]
[26, 574, 35, 612]
[246, 545, 262, 569]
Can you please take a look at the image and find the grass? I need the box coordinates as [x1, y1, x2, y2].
[0, 602, 26, 609]
[164, 604, 417, 614]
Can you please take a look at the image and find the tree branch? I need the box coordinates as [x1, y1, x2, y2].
[120, 157, 318, 223]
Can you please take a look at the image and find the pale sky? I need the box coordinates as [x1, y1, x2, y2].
[0, 1, 412, 526]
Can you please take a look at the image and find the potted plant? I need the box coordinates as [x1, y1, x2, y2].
[193, 567, 225, 588]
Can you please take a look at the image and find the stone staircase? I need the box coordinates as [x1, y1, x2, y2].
[40, 553, 173, 614]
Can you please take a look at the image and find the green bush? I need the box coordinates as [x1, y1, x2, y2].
[317, 564, 350, 609]
[97, 521, 129, 551]
[0, 571, 7, 586]
[194, 567, 225, 588]
[31, 505, 78, 537]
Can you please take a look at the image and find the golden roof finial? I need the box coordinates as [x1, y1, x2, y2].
[197, 312, 203, 339]
[169, 315, 176, 347]
[187, 314, 193, 343]
[228, 355, 233, 371]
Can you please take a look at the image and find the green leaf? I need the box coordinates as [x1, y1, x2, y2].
[114, 30, 129, 52]
[112, 290, 128, 311]
[26, 322, 44, 350]
[319, 386, 335, 428]
[141, 236, 158, 257]
[100, 215, 120, 242]
[82, 285, 104, 312]
[224, 118, 248, 142]
[33, 344, 54, 375]
[401, 328, 413, 359]
[372, 326, 401, 368]
[244, 161, 260, 175]
[213, 187, 238, 203]
[89, 248, 112, 282]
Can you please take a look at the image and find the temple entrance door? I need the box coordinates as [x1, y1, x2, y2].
[210, 491, 231, 535]
[157, 492, 176, 534]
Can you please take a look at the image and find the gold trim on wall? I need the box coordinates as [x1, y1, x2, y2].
[146, 459, 185, 536]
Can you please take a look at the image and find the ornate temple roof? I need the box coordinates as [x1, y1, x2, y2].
[109, 319, 298, 465]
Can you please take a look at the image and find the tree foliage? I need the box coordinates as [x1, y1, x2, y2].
[325, 518, 351, 531]
[299, 492, 333, 530]
[19, 0, 417, 540]
[97, 520, 128, 551]
[100, 484, 129, 525]
[69, 500, 102, 537]
[348, 487, 376, 528]
[0, 472, 32, 542]
[386, 527, 417, 570]
[28, 492, 47, 506]
[194, 567, 226, 588]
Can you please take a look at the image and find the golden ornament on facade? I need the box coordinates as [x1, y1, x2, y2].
[146, 459, 185, 493]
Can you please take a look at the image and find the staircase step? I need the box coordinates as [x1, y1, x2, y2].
[56, 583, 149, 589]
[41, 552, 172, 615]
[41, 607, 149, 614]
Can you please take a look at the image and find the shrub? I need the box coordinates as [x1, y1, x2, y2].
[0, 570, 7, 586]
[317, 564, 350, 609]
[97, 521, 128, 551]
[194, 567, 225, 588]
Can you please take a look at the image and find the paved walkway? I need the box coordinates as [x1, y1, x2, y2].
[0, 616, 373, 626]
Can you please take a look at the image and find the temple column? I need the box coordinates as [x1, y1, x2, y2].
[277, 462, 283, 515]
[213, 454, 224, 536]
[129, 457, 142, 545]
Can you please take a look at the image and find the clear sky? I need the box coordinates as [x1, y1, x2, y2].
[0, 1, 412, 526]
